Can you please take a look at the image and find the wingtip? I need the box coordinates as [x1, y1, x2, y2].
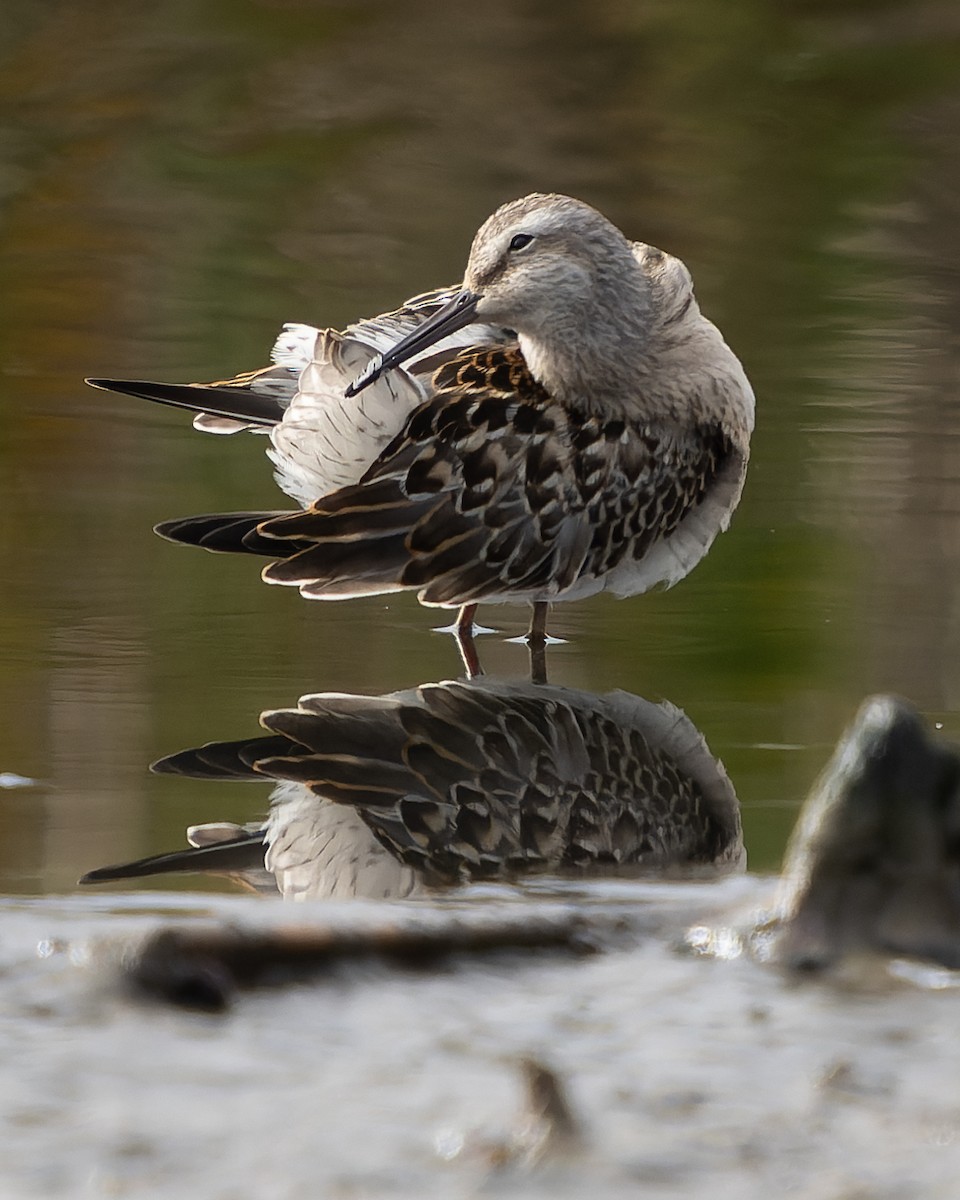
[77, 866, 118, 885]
[83, 376, 158, 398]
[152, 518, 182, 543]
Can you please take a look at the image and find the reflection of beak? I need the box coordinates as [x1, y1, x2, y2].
[345, 289, 481, 397]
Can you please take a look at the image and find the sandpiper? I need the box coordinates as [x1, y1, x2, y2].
[94, 194, 755, 649]
[78, 677, 743, 899]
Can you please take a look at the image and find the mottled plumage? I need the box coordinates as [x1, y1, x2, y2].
[79, 679, 744, 900]
[245, 345, 738, 607]
[137, 194, 754, 634]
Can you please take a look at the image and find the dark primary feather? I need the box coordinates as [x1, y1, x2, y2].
[154, 511, 305, 555]
[85, 375, 287, 427]
[78, 829, 266, 884]
[152, 735, 304, 780]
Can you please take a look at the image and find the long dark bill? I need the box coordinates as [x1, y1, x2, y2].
[344, 289, 481, 397]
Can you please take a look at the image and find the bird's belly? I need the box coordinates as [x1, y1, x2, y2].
[602, 537, 704, 597]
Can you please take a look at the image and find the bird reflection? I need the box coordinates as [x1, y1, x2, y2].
[80, 677, 743, 900]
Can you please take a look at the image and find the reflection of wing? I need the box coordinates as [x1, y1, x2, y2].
[79, 822, 274, 894]
[87, 287, 515, 504]
[253, 682, 743, 882]
[79, 679, 742, 899]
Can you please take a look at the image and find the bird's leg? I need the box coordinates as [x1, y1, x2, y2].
[527, 601, 549, 644]
[528, 640, 547, 685]
[456, 603, 478, 639]
[454, 604, 482, 678]
[527, 601, 549, 684]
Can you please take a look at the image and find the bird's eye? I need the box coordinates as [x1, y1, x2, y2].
[508, 233, 534, 252]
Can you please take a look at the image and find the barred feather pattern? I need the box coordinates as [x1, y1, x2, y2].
[193, 681, 742, 890]
[285, 681, 744, 884]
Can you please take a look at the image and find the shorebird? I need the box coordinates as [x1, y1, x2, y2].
[79, 678, 744, 900]
[90, 194, 755, 656]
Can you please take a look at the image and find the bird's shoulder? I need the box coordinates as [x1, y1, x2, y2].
[366, 343, 735, 498]
[410, 344, 550, 439]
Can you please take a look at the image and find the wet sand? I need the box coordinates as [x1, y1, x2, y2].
[4, 880, 959, 1198]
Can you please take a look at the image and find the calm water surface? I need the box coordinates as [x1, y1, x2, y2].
[1, 0, 959, 895]
[3, 5, 960, 1199]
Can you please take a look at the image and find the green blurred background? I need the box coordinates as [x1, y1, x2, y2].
[1, 0, 959, 891]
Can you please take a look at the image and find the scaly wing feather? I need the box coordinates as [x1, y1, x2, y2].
[256, 346, 735, 606]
